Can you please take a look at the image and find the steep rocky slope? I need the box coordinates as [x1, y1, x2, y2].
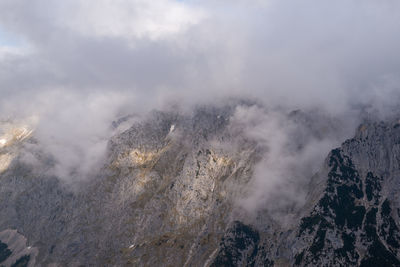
[212, 119, 400, 267]
[0, 105, 258, 266]
[1, 104, 400, 266]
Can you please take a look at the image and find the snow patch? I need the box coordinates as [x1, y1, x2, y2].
[0, 138, 6, 146]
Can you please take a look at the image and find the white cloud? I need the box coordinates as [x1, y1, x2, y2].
[59, 0, 205, 41]
[231, 105, 354, 221]
[0, 0, 399, 185]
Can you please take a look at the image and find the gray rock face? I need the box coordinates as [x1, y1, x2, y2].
[251, 119, 400, 266]
[1, 104, 400, 266]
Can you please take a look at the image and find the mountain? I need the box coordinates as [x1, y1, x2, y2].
[1, 103, 400, 266]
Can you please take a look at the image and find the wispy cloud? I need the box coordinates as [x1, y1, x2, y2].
[0, 0, 399, 184]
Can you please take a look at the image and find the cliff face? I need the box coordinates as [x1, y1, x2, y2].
[0, 105, 259, 266]
[293, 120, 400, 267]
[214, 119, 400, 267]
[1, 105, 400, 266]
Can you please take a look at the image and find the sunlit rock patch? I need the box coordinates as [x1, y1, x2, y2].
[0, 153, 13, 174]
[0, 123, 33, 174]
[0, 126, 33, 149]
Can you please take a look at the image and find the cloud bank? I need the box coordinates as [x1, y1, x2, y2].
[1, 0, 400, 187]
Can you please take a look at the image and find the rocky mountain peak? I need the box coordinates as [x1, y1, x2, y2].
[1, 106, 400, 266]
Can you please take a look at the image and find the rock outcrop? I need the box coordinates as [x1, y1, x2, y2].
[1, 104, 400, 266]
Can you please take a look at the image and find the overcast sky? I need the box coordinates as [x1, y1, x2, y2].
[1, 0, 400, 112]
[1, 0, 400, 182]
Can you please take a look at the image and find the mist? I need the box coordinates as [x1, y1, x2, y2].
[1, 0, 400, 206]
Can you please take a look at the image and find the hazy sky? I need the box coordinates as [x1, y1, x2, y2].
[1, 0, 400, 112]
[1, 0, 400, 182]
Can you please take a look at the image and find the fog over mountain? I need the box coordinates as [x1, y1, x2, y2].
[1, 1, 400, 266]
[1, 0, 399, 183]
